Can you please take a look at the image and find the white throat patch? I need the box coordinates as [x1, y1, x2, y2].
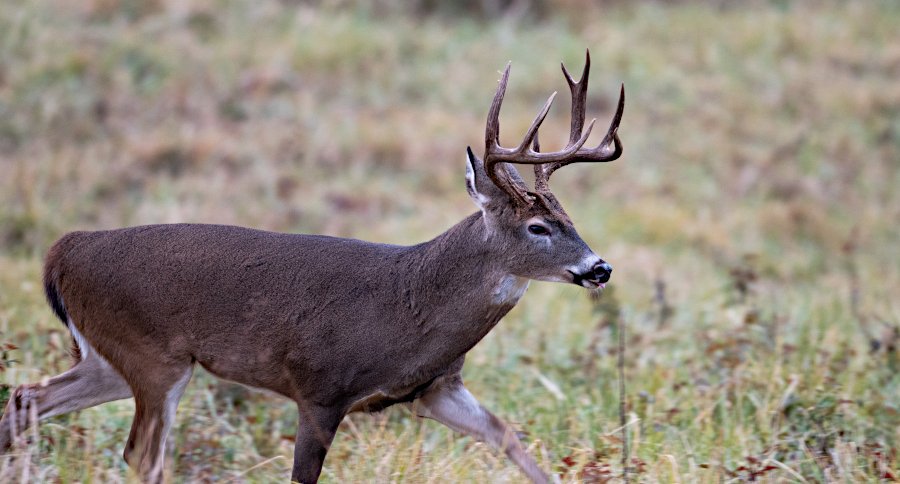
[492, 275, 530, 306]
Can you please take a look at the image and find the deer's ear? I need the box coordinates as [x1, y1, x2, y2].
[466, 147, 523, 214]
[465, 147, 492, 210]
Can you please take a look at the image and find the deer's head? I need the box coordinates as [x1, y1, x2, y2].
[466, 51, 623, 289]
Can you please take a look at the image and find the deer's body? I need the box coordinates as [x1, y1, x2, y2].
[48, 217, 516, 409]
[0, 51, 624, 483]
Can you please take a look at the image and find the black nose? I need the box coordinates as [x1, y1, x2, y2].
[592, 261, 613, 283]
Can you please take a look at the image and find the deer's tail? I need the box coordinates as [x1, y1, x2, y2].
[42, 232, 86, 363]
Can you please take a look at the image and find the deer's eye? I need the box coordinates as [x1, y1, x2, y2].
[528, 224, 550, 236]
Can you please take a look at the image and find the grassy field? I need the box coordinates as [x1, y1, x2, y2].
[1, 0, 898, 482]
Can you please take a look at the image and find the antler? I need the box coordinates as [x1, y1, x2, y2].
[483, 50, 625, 203]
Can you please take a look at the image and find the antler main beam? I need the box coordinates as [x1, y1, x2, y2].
[483, 50, 625, 202]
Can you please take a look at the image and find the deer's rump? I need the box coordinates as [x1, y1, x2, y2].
[42, 223, 421, 403]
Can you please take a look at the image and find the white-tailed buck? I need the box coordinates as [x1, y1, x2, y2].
[0, 50, 623, 483]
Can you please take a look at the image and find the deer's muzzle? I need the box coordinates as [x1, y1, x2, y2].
[569, 259, 613, 288]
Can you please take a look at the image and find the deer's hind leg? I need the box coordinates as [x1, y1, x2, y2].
[120, 362, 193, 484]
[413, 375, 551, 484]
[0, 328, 132, 451]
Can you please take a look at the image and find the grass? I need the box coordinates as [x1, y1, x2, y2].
[1, 0, 898, 481]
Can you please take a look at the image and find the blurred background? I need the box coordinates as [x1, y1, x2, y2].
[0, 0, 898, 481]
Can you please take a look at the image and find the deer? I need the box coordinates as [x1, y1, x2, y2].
[0, 50, 623, 483]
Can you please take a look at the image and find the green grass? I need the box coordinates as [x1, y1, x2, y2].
[1, 0, 898, 481]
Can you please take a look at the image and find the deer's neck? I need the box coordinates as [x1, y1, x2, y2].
[399, 212, 527, 335]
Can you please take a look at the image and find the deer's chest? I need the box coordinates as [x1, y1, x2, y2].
[491, 275, 530, 306]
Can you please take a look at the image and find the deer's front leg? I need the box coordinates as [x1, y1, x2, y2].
[292, 402, 344, 484]
[413, 377, 551, 484]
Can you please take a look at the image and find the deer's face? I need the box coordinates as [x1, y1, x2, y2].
[466, 150, 612, 289]
[514, 196, 612, 288]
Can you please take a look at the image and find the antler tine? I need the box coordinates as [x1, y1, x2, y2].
[483, 63, 533, 206]
[518, 91, 557, 153]
[599, 83, 625, 149]
[562, 49, 590, 145]
[484, 63, 510, 154]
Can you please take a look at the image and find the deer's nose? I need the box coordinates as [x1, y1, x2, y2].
[592, 261, 613, 283]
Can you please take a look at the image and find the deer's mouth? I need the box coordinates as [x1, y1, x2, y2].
[568, 270, 608, 289]
[584, 279, 607, 289]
